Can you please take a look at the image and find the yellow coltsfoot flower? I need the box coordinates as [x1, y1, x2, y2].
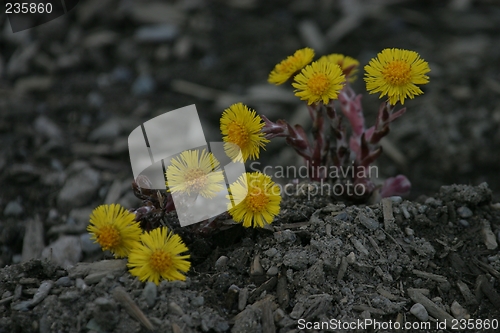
[220, 103, 269, 162]
[166, 149, 225, 199]
[318, 53, 359, 82]
[87, 203, 142, 258]
[364, 48, 430, 105]
[227, 172, 281, 228]
[128, 227, 191, 284]
[268, 47, 315, 85]
[292, 60, 346, 105]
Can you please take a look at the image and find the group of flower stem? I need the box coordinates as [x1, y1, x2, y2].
[263, 47, 430, 201]
[87, 47, 430, 285]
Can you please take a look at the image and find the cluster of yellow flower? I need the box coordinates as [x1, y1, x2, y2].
[166, 102, 282, 228]
[87, 47, 430, 284]
[268, 47, 430, 106]
[87, 203, 190, 284]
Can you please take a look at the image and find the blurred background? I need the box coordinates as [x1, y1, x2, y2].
[1, 0, 499, 265]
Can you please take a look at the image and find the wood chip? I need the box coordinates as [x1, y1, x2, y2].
[350, 237, 369, 255]
[238, 287, 248, 311]
[298, 20, 325, 53]
[276, 274, 289, 308]
[337, 256, 348, 282]
[380, 137, 408, 167]
[248, 277, 277, 304]
[352, 304, 386, 315]
[382, 198, 396, 230]
[104, 179, 123, 204]
[256, 297, 276, 333]
[412, 269, 448, 284]
[112, 287, 154, 331]
[473, 258, 500, 280]
[456, 280, 478, 306]
[21, 216, 45, 262]
[250, 254, 264, 276]
[476, 275, 500, 308]
[407, 288, 454, 329]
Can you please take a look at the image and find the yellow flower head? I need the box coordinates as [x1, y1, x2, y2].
[227, 172, 281, 228]
[318, 53, 359, 82]
[220, 103, 269, 162]
[127, 227, 191, 284]
[87, 204, 142, 258]
[166, 149, 225, 199]
[268, 47, 315, 85]
[364, 48, 430, 105]
[292, 61, 346, 105]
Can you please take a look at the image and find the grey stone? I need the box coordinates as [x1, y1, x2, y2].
[42, 236, 82, 269]
[88, 119, 121, 142]
[111, 66, 132, 82]
[389, 196, 403, 204]
[266, 266, 279, 276]
[458, 219, 470, 227]
[215, 256, 229, 271]
[357, 214, 380, 231]
[57, 168, 100, 209]
[283, 249, 309, 270]
[274, 230, 296, 243]
[55, 276, 72, 287]
[263, 248, 278, 257]
[134, 24, 179, 43]
[191, 296, 204, 307]
[3, 201, 23, 216]
[143, 282, 157, 307]
[457, 206, 473, 218]
[93, 297, 117, 331]
[87, 91, 103, 108]
[75, 278, 87, 290]
[132, 74, 156, 96]
[59, 291, 80, 303]
[80, 233, 101, 254]
[410, 303, 429, 321]
[34, 115, 62, 140]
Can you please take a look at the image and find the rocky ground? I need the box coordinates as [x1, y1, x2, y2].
[1, 0, 500, 332]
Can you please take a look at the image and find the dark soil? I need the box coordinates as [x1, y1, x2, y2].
[1, 1, 500, 332]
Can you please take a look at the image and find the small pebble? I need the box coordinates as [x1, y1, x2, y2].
[357, 214, 380, 231]
[142, 282, 157, 307]
[346, 252, 356, 264]
[4, 201, 23, 216]
[451, 300, 469, 320]
[410, 303, 429, 321]
[87, 92, 103, 108]
[264, 248, 278, 257]
[111, 66, 132, 82]
[80, 233, 101, 254]
[132, 74, 156, 96]
[75, 278, 87, 290]
[191, 296, 204, 307]
[457, 206, 473, 218]
[168, 301, 184, 316]
[215, 256, 229, 271]
[458, 219, 470, 227]
[389, 196, 402, 204]
[274, 230, 296, 243]
[266, 266, 279, 276]
[405, 227, 414, 236]
[401, 204, 411, 219]
[55, 276, 72, 287]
